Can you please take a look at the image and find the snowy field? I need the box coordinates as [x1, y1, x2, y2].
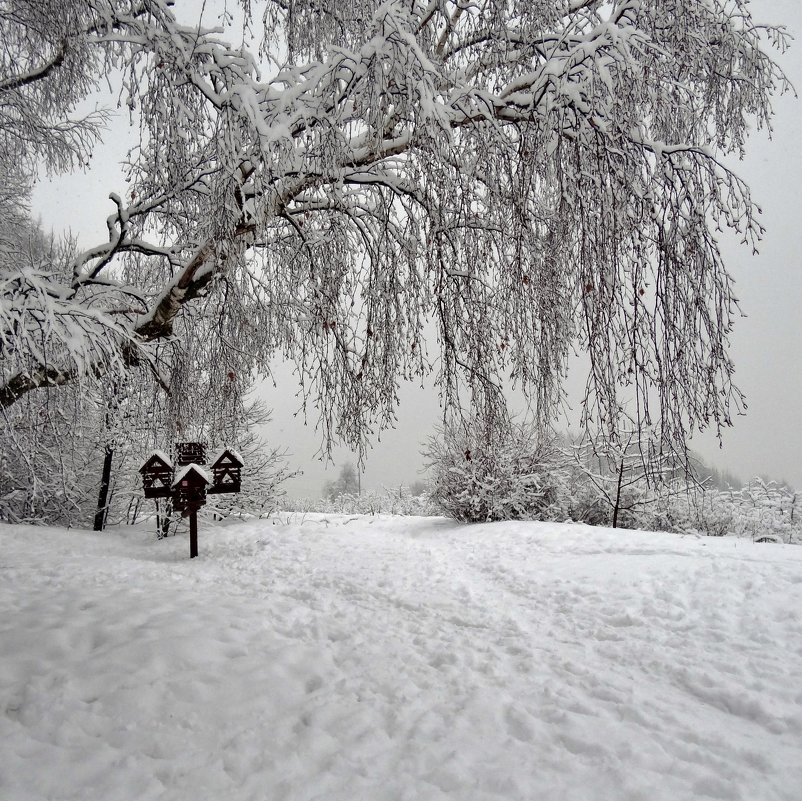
[1, 516, 801, 801]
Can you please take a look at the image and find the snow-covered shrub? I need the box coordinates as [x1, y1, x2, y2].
[730, 479, 799, 542]
[635, 480, 800, 544]
[565, 475, 676, 531]
[284, 487, 435, 516]
[327, 488, 435, 516]
[659, 489, 736, 538]
[424, 418, 571, 523]
[716, 480, 799, 543]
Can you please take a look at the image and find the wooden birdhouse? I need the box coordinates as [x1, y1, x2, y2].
[209, 448, 243, 494]
[176, 441, 207, 467]
[139, 451, 174, 498]
[172, 463, 211, 515]
[140, 442, 243, 559]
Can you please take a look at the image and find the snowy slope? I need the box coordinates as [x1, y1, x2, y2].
[1, 516, 801, 801]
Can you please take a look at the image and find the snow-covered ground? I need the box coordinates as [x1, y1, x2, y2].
[1, 516, 801, 801]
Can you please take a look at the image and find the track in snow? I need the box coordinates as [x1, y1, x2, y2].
[1, 515, 801, 800]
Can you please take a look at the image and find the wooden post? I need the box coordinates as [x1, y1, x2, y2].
[189, 508, 198, 558]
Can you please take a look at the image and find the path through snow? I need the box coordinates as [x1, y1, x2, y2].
[1, 516, 801, 800]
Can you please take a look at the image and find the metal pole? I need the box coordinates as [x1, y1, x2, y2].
[189, 508, 198, 558]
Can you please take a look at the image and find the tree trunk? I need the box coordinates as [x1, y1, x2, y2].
[93, 445, 114, 531]
[612, 458, 625, 529]
[156, 499, 172, 539]
[127, 495, 141, 526]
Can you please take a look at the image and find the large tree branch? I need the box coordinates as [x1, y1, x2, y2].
[0, 364, 76, 409]
[134, 242, 220, 340]
[0, 42, 66, 93]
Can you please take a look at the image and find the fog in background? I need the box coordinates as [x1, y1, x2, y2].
[31, 0, 802, 497]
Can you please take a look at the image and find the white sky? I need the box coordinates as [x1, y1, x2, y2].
[30, 0, 802, 496]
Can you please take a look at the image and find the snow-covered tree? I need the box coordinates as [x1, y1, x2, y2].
[571, 427, 691, 528]
[0, 207, 292, 527]
[0, 382, 104, 525]
[0, 0, 791, 457]
[323, 462, 360, 500]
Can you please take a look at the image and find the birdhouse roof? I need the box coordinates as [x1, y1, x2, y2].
[172, 463, 212, 487]
[211, 448, 244, 468]
[138, 450, 173, 472]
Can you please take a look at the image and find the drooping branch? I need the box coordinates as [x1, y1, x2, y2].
[0, 0, 792, 458]
[0, 42, 67, 93]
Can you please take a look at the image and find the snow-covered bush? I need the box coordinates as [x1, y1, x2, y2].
[653, 488, 736, 538]
[663, 481, 800, 543]
[424, 418, 571, 523]
[622, 479, 800, 544]
[424, 418, 800, 543]
[285, 487, 435, 516]
[732, 479, 799, 542]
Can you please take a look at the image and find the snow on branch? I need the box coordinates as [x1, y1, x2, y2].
[0, 0, 793, 456]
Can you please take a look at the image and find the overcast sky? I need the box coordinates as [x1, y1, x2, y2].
[31, 0, 802, 496]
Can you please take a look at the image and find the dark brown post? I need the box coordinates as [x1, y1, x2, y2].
[189, 508, 198, 558]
